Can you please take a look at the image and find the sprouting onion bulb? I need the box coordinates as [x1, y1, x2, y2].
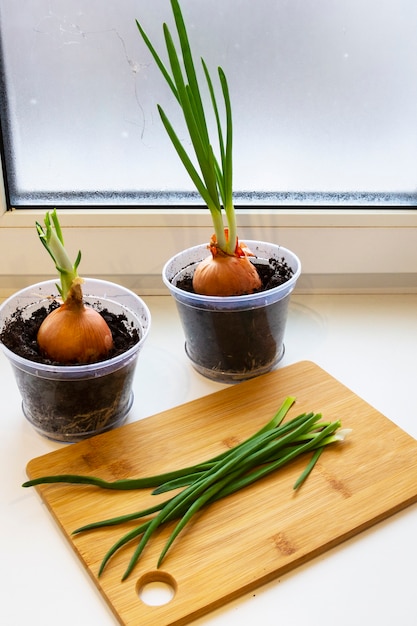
[37, 278, 113, 364]
[193, 232, 261, 296]
[36, 210, 114, 364]
[136, 0, 261, 297]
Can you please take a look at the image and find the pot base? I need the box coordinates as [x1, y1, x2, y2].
[22, 391, 134, 443]
[185, 343, 285, 383]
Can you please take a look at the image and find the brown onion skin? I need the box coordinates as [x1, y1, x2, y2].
[192, 234, 262, 297]
[37, 281, 113, 364]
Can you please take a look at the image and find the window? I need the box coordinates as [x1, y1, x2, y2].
[0, 1, 416, 294]
[1, 0, 417, 207]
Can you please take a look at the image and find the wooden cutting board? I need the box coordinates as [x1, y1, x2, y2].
[26, 361, 417, 626]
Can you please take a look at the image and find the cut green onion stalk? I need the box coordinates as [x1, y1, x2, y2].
[35, 209, 113, 364]
[136, 0, 261, 296]
[23, 397, 351, 580]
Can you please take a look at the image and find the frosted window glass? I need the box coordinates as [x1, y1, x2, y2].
[1, 0, 416, 206]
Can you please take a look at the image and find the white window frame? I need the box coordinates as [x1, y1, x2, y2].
[1, 160, 416, 297]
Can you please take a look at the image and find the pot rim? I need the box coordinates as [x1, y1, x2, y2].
[0, 277, 151, 377]
[162, 241, 301, 308]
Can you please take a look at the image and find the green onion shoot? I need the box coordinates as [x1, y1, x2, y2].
[136, 0, 262, 296]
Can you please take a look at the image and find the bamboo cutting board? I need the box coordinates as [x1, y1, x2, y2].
[26, 361, 417, 626]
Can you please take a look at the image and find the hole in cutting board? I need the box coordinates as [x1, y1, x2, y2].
[137, 571, 177, 606]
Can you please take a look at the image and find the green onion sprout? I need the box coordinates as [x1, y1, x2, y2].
[136, 0, 262, 296]
[35, 209, 113, 363]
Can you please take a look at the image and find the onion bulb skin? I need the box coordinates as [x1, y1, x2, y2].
[37, 282, 113, 364]
[192, 235, 262, 297]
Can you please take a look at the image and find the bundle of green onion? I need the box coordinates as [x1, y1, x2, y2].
[23, 397, 350, 580]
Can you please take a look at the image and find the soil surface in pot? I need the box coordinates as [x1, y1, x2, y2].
[0, 300, 140, 365]
[176, 256, 294, 293]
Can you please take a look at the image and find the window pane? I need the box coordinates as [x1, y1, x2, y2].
[1, 0, 417, 206]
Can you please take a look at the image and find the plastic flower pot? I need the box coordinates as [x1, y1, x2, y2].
[162, 241, 301, 383]
[0, 278, 151, 442]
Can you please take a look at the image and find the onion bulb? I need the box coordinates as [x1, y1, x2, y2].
[193, 235, 262, 296]
[37, 280, 113, 364]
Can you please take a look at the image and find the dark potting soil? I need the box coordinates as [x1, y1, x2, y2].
[0, 302, 141, 441]
[176, 256, 294, 294]
[173, 256, 295, 381]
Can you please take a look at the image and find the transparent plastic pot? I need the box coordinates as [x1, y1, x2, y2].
[0, 279, 151, 442]
[162, 241, 301, 383]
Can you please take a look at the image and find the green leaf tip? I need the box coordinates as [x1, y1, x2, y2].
[36, 209, 81, 301]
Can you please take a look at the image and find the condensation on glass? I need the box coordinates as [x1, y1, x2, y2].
[0, 0, 416, 206]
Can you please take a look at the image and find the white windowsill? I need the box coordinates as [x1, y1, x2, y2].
[1, 204, 416, 296]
